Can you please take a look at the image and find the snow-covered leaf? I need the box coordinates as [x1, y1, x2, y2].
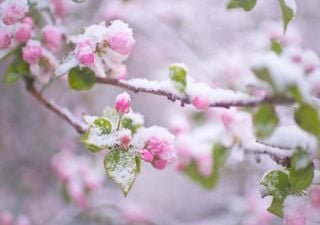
[104, 149, 139, 196]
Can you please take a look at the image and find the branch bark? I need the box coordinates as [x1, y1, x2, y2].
[25, 78, 86, 134]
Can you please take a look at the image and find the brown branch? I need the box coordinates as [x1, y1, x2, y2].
[25, 78, 86, 134]
[96, 77, 291, 108]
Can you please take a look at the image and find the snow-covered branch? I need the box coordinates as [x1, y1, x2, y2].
[96, 77, 288, 108]
[25, 78, 87, 134]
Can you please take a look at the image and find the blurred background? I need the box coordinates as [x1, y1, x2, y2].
[0, 0, 318, 224]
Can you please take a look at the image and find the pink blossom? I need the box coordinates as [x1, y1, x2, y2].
[284, 207, 306, 225]
[140, 149, 154, 162]
[22, 40, 42, 64]
[67, 182, 88, 210]
[105, 20, 135, 55]
[50, 0, 68, 17]
[21, 17, 33, 27]
[309, 187, 320, 208]
[1, 0, 29, 25]
[15, 23, 32, 43]
[115, 92, 131, 114]
[75, 40, 95, 66]
[152, 159, 167, 170]
[0, 30, 11, 49]
[42, 26, 63, 51]
[192, 96, 209, 110]
[0, 211, 13, 225]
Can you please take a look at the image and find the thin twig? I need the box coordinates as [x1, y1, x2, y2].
[25, 78, 86, 134]
[95, 77, 291, 108]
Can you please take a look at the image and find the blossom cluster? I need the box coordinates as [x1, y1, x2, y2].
[0, 211, 30, 225]
[51, 148, 105, 209]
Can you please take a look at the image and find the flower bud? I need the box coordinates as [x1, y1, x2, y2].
[0, 30, 11, 49]
[309, 187, 320, 208]
[15, 23, 32, 43]
[0, 211, 13, 225]
[192, 96, 209, 110]
[152, 159, 167, 170]
[115, 92, 131, 114]
[75, 40, 95, 66]
[1, 1, 29, 25]
[42, 26, 63, 51]
[22, 40, 42, 64]
[140, 149, 153, 162]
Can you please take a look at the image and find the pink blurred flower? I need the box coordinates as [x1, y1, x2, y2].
[50, 0, 67, 17]
[42, 26, 63, 51]
[0, 30, 11, 49]
[105, 20, 135, 55]
[283, 207, 306, 225]
[75, 40, 95, 66]
[152, 159, 167, 170]
[1, 0, 29, 25]
[15, 23, 32, 43]
[22, 40, 42, 64]
[309, 187, 320, 208]
[192, 96, 209, 110]
[67, 182, 88, 210]
[196, 155, 213, 177]
[115, 92, 131, 114]
[0, 211, 13, 225]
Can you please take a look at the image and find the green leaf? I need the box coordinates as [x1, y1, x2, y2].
[260, 170, 290, 200]
[3, 48, 30, 85]
[252, 67, 276, 91]
[68, 67, 96, 91]
[121, 117, 141, 134]
[169, 64, 187, 94]
[104, 149, 139, 196]
[294, 103, 320, 138]
[227, 0, 257, 11]
[253, 104, 279, 138]
[267, 197, 285, 217]
[279, 0, 295, 32]
[288, 85, 303, 103]
[270, 39, 283, 55]
[93, 118, 112, 135]
[184, 145, 228, 189]
[289, 148, 314, 193]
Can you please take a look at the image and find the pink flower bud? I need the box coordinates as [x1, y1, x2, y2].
[22, 40, 42, 64]
[309, 187, 320, 208]
[115, 92, 131, 114]
[192, 96, 209, 110]
[1, 1, 29, 25]
[22, 17, 33, 27]
[146, 137, 165, 155]
[42, 26, 63, 51]
[0, 30, 11, 49]
[120, 134, 131, 148]
[105, 20, 135, 55]
[196, 155, 213, 177]
[68, 182, 88, 210]
[15, 215, 30, 225]
[75, 40, 95, 66]
[140, 149, 153, 162]
[221, 112, 233, 127]
[15, 23, 32, 43]
[0, 211, 13, 225]
[152, 159, 167, 170]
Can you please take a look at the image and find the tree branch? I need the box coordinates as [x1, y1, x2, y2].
[25, 78, 87, 134]
[244, 142, 293, 167]
[95, 77, 290, 108]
